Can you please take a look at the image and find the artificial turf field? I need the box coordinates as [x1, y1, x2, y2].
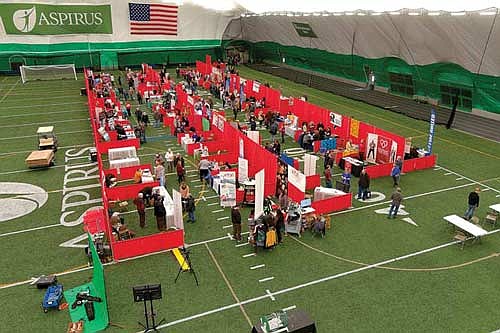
[0, 65, 499, 333]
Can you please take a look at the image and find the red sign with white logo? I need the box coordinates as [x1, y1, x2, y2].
[376, 135, 391, 164]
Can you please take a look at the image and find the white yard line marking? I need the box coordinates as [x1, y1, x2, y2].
[0, 223, 61, 238]
[222, 225, 233, 229]
[496, 194, 500, 198]
[0, 118, 89, 128]
[188, 174, 198, 178]
[0, 79, 19, 104]
[227, 233, 234, 240]
[282, 305, 297, 312]
[194, 185, 203, 188]
[482, 188, 490, 192]
[250, 264, 265, 270]
[217, 216, 230, 221]
[205, 243, 253, 327]
[259, 277, 274, 283]
[243, 253, 256, 258]
[0, 109, 87, 119]
[0, 164, 66, 175]
[236, 242, 249, 247]
[204, 195, 219, 199]
[0, 129, 91, 141]
[456, 177, 464, 181]
[444, 172, 454, 176]
[207, 202, 219, 206]
[437, 165, 500, 194]
[265, 289, 276, 301]
[0, 101, 83, 109]
[212, 209, 224, 213]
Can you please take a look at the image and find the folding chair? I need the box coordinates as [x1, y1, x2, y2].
[483, 211, 498, 228]
[453, 231, 467, 250]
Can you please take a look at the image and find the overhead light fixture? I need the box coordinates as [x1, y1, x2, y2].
[451, 12, 466, 16]
[408, 12, 420, 16]
[357, 12, 366, 16]
[302, 13, 311, 16]
[286, 13, 294, 17]
[345, 12, 354, 16]
[313, 13, 321, 16]
[322, 13, 330, 16]
[371, 12, 383, 16]
[389, 11, 401, 15]
[333, 13, 342, 16]
[479, 11, 497, 15]
[428, 12, 441, 16]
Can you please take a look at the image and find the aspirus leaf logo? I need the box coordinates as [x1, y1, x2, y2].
[0, 182, 48, 222]
[13, 7, 36, 32]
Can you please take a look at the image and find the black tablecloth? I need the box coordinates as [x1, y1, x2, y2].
[338, 158, 363, 177]
[252, 309, 316, 333]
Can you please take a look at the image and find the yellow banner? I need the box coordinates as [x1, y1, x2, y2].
[350, 119, 359, 138]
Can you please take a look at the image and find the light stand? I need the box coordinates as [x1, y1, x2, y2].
[133, 284, 165, 332]
[174, 247, 199, 286]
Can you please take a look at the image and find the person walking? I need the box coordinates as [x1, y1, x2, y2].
[324, 165, 332, 188]
[231, 205, 242, 241]
[391, 163, 401, 187]
[388, 188, 403, 219]
[198, 157, 211, 183]
[154, 161, 165, 187]
[165, 149, 174, 172]
[464, 187, 480, 220]
[185, 194, 196, 223]
[275, 209, 285, 244]
[133, 193, 146, 228]
[176, 160, 185, 184]
[357, 169, 370, 200]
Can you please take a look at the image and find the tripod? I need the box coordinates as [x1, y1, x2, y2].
[174, 248, 199, 286]
[138, 297, 165, 332]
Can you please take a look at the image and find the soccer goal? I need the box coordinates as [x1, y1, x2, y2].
[20, 64, 77, 84]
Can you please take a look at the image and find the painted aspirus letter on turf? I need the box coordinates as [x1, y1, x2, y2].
[60, 147, 102, 227]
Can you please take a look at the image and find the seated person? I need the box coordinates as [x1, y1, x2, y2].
[105, 174, 117, 188]
[133, 169, 142, 184]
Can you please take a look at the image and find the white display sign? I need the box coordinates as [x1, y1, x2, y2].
[172, 189, 184, 231]
[366, 133, 378, 164]
[329, 111, 342, 127]
[187, 95, 194, 105]
[303, 153, 319, 176]
[239, 138, 244, 158]
[287, 165, 306, 192]
[254, 169, 265, 219]
[238, 157, 249, 183]
[246, 130, 260, 144]
[219, 171, 236, 207]
[252, 81, 260, 93]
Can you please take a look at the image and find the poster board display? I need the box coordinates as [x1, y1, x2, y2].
[219, 171, 236, 207]
[238, 157, 249, 183]
[254, 169, 265, 218]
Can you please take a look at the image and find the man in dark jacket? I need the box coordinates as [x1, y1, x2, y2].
[185, 195, 196, 223]
[464, 188, 480, 220]
[388, 188, 403, 219]
[357, 169, 370, 200]
[231, 206, 242, 241]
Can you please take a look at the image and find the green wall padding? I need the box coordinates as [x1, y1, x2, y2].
[249, 41, 500, 114]
[100, 51, 118, 70]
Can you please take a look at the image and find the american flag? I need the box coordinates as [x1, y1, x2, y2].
[129, 3, 178, 35]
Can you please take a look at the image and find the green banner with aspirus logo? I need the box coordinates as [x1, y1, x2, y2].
[0, 3, 112, 35]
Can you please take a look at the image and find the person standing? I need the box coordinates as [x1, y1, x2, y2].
[165, 149, 174, 172]
[391, 164, 401, 187]
[185, 194, 196, 223]
[154, 196, 167, 231]
[231, 205, 242, 241]
[275, 209, 285, 244]
[155, 161, 165, 187]
[367, 139, 376, 160]
[324, 165, 332, 188]
[388, 188, 403, 219]
[464, 188, 480, 220]
[357, 169, 370, 200]
[176, 160, 185, 184]
[133, 193, 146, 228]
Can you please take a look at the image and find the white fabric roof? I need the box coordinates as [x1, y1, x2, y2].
[184, 0, 500, 13]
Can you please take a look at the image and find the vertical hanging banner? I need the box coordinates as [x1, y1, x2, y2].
[350, 118, 359, 138]
[219, 171, 236, 207]
[252, 81, 260, 93]
[254, 169, 265, 219]
[365, 133, 378, 164]
[172, 189, 184, 231]
[238, 158, 248, 183]
[0, 3, 112, 35]
[427, 108, 436, 155]
[246, 130, 260, 144]
[376, 135, 392, 164]
[239, 137, 244, 158]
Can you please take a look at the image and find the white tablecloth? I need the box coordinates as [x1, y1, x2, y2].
[313, 187, 346, 201]
[153, 186, 175, 229]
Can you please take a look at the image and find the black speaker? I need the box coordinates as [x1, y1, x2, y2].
[84, 301, 95, 321]
[133, 284, 162, 302]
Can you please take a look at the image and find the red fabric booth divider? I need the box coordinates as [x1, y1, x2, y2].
[311, 193, 352, 214]
[83, 208, 107, 235]
[288, 183, 305, 202]
[103, 164, 152, 180]
[97, 138, 140, 154]
[305, 175, 321, 190]
[402, 155, 437, 173]
[111, 229, 184, 261]
[364, 163, 394, 179]
[105, 182, 160, 201]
